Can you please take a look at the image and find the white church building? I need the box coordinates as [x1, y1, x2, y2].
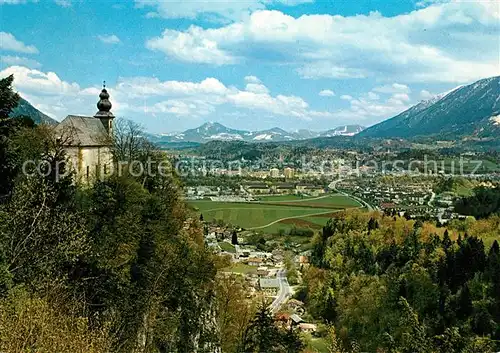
[56, 86, 114, 183]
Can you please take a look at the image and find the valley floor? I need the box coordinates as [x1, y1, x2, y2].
[189, 193, 362, 233]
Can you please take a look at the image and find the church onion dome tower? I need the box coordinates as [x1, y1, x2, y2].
[94, 81, 115, 136]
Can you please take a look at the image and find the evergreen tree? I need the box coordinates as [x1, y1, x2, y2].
[232, 230, 238, 245]
[456, 284, 473, 320]
[397, 298, 431, 353]
[322, 288, 337, 323]
[0, 74, 36, 196]
[442, 229, 452, 252]
[281, 326, 304, 353]
[242, 304, 282, 353]
[367, 217, 378, 233]
[0, 74, 19, 119]
[486, 240, 500, 324]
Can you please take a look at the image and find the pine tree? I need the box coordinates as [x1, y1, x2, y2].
[456, 284, 473, 319]
[242, 304, 282, 353]
[486, 240, 500, 322]
[398, 298, 431, 353]
[281, 326, 304, 353]
[322, 288, 337, 323]
[0, 74, 30, 196]
[367, 217, 376, 233]
[442, 230, 452, 252]
[0, 74, 20, 120]
[231, 230, 238, 245]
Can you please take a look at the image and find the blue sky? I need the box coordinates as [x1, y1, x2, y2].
[1, 0, 499, 133]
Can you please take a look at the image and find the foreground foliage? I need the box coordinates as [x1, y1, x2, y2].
[302, 210, 500, 352]
[0, 74, 307, 352]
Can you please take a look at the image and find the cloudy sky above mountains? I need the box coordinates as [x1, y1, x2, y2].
[0, 0, 498, 132]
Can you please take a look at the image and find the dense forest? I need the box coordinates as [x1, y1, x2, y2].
[301, 210, 500, 352]
[455, 187, 500, 219]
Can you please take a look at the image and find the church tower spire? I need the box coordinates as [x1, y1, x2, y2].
[95, 81, 115, 136]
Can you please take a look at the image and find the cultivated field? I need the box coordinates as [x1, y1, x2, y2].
[189, 194, 361, 233]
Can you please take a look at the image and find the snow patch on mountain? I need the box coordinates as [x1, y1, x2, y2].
[253, 134, 273, 141]
[206, 133, 244, 141]
[155, 122, 365, 143]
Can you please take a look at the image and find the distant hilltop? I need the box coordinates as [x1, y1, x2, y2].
[9, 97, 57, 125]
[14, 75, 499, 144]
[148, 122, 366, 143]
[359, 76, 500, 139]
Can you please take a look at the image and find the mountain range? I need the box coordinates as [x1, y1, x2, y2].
[360, 76, 500, 139]
[12, 75, 499, 143]
[149, 123, 365, 143]
[10, 98, 57, 125]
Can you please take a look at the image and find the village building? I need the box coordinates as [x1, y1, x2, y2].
[302, 185, 325, 196]
[295, 183, 314, 193]
[284, 167, 295, 179]
[274, 183, 295, 194]
[259, 278, 280, 295]
[56, 85, 114, 183]
[246, 183, 271, 194]
[246, 257, 264, 266]
[298, 323, 317, 333]
[269, 168, 280, 178]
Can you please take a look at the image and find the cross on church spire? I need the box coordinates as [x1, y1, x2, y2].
[95, 80, 114, 117]
[95, 80, 114, 135]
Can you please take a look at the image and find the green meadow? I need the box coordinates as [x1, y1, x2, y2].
[189, 194, 361, 233]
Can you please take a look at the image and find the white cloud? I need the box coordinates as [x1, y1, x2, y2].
[416, 0, 450, 8]
[297, 62, 367, 79]
[244, 75, 261, 83]
[1, 65, 333, 122]
[1, 0, 74, 7]
[97, 34, 121, 44]
[123, 75, 328, 119]
[115, 76, 231, 97]
[141, 100, 199, 116]
[146, 3, 500, 83]
[146, 26, 238, 65]
[1, 55, 41, 68]
[373, 83, 411, 94]
[54, 0, 71, 7]
[0, 0, 36, 4]
[331, 92, 411, 124]
[324, 81, 419, 125]
[245, 83, 269, 94]
[0, 32, 38, 54]
[391, 93, 411, 102]
[420, 89, 434, 100]
[0, 66, 81, 96]
[144, 11, 160, 18]
[0, 66, 94, 119]
[135, 0, 312, 22]
[225, 91, 316, 119]
[319, 89, 335, 97]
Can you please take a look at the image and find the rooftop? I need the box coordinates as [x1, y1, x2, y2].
[57, 115, 111, 147]
[259, 278, 280, 288]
